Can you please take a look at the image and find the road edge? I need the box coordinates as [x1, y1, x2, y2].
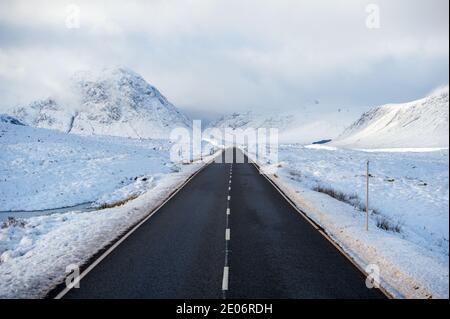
[48, 153, 220, 299]
[243, 150, 394, 299]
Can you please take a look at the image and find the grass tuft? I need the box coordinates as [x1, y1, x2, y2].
[313, 184, 402, 234]
[313, 185, 358, 206]
[1, 216, 26, 229]
[376, 217, 402, 233]
[98, 194, 139, 210]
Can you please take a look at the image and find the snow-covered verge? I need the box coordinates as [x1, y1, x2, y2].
[248, 145, 449, 298]
[0, 163, 206, 298]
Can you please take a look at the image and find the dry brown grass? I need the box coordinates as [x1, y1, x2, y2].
[98, 194, 139, 210]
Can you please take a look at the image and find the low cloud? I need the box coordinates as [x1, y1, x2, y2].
[0, 0, 448, 119]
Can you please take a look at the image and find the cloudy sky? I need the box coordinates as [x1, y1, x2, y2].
[0, 0, 448, 120]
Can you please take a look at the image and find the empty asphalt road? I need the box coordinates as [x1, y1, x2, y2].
[59, 148, 385, 299]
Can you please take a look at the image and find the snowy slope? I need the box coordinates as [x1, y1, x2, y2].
[0, 118, 176, 212]
[209, 111, 295, 130]
[209, 111, 350, 144]
[332, 86, 449, 149]
[12, 68, 191, 139]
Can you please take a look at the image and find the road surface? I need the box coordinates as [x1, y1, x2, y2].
[61, 148, 385, 299]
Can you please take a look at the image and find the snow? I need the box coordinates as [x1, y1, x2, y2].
[11, 67, 191, 139]
[209, 110, 352, 144]
[332, 86, 449, 149]
[209, 111, 296, 131]
[0, 120, 176, 213]
[354, 147, 449, 153]
[248, 144, 449, 298]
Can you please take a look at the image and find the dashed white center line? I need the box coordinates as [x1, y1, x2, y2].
[222, 266, 229, 291]
[225, 228, 230, 240]
[222, 164, 233, 297]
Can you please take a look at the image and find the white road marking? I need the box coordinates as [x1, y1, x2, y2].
[227, 195, 231, 201]
[228, 186, 231, 191]
[222, 267, 229, 291]
[225, 228, 230, 240]
[226, 208, 230, 215]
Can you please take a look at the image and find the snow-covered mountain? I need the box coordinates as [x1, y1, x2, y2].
[12, 68, 191, 139]
[209, 111, 295, 131]
[332, 86, 449, 149]
[209, 110, 350, 144]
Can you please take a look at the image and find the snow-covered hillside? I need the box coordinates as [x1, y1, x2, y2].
[0, 116, 176, 213]
[210, 111, 295, 130]
[332, 86, 449, 149]
[12, 68, 191, 139]
[209, 110, 350, 144]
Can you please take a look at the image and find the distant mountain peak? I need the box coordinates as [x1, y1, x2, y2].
[12, 68, 190, 139]
[209, 110, 295, 130]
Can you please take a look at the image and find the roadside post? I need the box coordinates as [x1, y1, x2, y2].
[366, 160, 369, 231]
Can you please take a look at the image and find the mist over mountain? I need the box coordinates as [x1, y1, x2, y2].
[208, 110, 351, 144]
[12, 68, 191, 139]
